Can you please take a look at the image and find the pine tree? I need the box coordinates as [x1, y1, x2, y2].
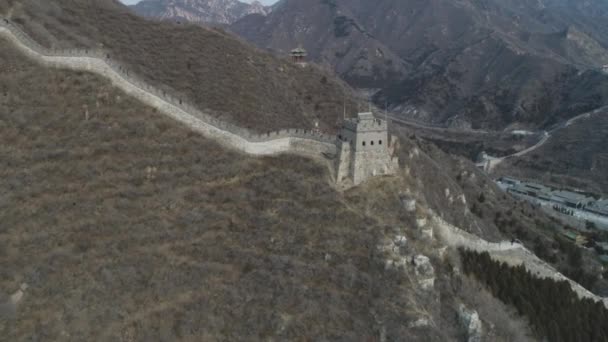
[459, 249, 608, 342]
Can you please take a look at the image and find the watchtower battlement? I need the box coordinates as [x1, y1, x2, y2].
[340, 112, 388, 133]
[335, 112, 399, 187]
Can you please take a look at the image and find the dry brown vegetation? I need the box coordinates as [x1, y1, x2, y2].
[0, 0, 359, 133]
[0, 37, 544, 340]
[395, 127, 608, 296]
[494, 110, 608, 195]
[0, 37, 436, 341]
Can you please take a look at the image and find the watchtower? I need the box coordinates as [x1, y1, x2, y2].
[335, 112, 399, 186]
[290, 47, 307, 64]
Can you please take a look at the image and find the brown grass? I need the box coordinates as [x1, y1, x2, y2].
[0, 23, 556, 339]
[0, 38, 434, 341]
[494, 110, 608, 195]
[0, 0, 360, 133]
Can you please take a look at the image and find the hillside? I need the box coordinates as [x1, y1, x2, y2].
[0, 0, 358, 133]
[231, 0, 608, 130]
[2, 26, 606, 340]
[0, 33, 544, 341]
[131, 0, 269, 25]
[493, 109, 608, 195]
[2, 0, 607, 340]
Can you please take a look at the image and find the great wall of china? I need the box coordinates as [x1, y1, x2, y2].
[3, 16, 607, 309]
[0, 17, 336, 159]
[431, 213, 608, 308]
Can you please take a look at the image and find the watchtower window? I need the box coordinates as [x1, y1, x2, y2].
[379, 140, 383, 145]
[362, 141, 366, 146]
[371, 141, 374, 146]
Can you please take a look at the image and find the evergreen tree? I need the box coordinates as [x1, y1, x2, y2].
[459, 249, 608, 342]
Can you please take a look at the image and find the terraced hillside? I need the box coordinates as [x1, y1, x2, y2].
[0, 0, 358, 133]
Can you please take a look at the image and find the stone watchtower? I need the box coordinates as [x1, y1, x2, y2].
[335, 112, 399, 186]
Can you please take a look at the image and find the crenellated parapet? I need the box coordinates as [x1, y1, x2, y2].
[335, 112, 399, 187]
[1, 17, 403, 185]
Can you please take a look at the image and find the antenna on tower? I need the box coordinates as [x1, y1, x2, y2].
[385, 99, 388, 122]
[343, 95, 346, 120]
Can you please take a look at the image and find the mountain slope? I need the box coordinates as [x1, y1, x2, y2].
[0, 0, 357, 133]
[0, 32, 543, 341]
[1, 1, 606, 340]
[231, 0, 608, 130]
[494, 109, 608, 194]
[131, 0, 269, 25]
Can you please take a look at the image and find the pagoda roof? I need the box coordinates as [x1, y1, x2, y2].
[290, 47, 307, 55]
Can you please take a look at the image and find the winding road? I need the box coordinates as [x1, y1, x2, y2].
[0, 17, 336, 159]
[480, 105, 608, 172]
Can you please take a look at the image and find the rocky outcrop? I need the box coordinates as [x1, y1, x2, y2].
[399, 194, 417, 212]
[413, 255, 435, 290]
[0, 283, 28, 318]
[458, 304, 483, 342]
[131, 0, 270, 25]
[379, 232, 409, 271]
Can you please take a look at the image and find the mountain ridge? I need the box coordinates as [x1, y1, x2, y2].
[131, 0, 270, 24]
[230, 0, 608, 130]
[0, 0, 358, 133]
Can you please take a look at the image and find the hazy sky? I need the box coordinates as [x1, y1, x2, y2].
[119, 0, 278, 4]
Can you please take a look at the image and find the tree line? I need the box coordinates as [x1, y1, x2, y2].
[460, 249, 608, 341]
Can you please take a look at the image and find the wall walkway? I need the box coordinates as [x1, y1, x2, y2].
[0, 17, 336, 158]
[431, 214, 608, 309]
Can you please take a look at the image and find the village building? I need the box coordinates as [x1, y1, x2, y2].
[549, 190, 594, 209]
[587, 200, 608, 217]
[508, 182, 552, 200]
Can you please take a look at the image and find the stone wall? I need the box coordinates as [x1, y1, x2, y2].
[334, 115, 400, 187]
[351, 149, 397, 185]
[431, 212, 608, 308]
[334, 139, 399, 186]
[0, 17, 336, 158]
[335, 143, 352, 184]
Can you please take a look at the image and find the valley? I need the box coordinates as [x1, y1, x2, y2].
[229, 0, 608, 131]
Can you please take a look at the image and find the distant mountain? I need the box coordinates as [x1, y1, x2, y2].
[231, 0, 608, 130]
[131, 0, 270, 25]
